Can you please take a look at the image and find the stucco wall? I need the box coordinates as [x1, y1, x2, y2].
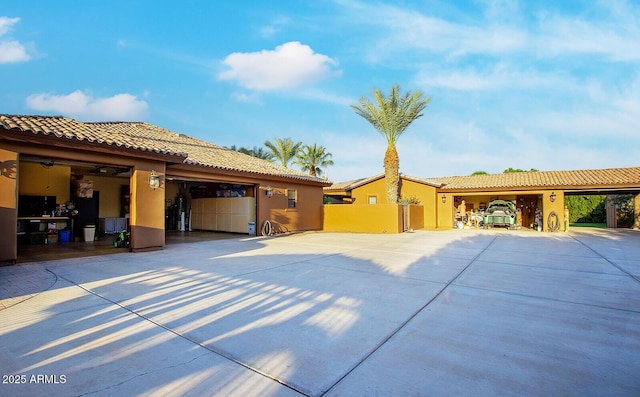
[351, 178, 388, 204]
[323, 204, 402, 233]
[399, 180, 437, 229]
[0, 149, 18, 263]
[19, 162, 71, 204]
[258, 183, 324, 234]
[130, 163, 166, 251]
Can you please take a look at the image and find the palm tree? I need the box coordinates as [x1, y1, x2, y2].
[229, 145, 274, 161]
[294, 144, 334, 177]
[264, 137, 302, 168]
[351, 84, 430, 203]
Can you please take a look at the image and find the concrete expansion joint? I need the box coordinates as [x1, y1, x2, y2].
[76, 352, 214, 397]
[322, 235, 500, 395]
[54, 271, 309, 396]
[570, 235, 640, 285]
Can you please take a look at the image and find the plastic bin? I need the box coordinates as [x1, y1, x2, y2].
[59, 229, 71, 243]
[83, 225, 96, 242]
[248, 221, 256, 236]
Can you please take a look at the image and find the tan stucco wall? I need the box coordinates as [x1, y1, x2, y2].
[350, 177, 438, 229]
[85, 175, 129, 218]
[635, 194, 640, 229]
[399, 180, 437, 229]
[258, 183, 324, 233]
[408, 204, 424, 230]
[0, 148, 18, 263]
[351, 178, 388, 204]
[323, 203, 403, 233]
[541, 191, 565, 232]
[19, 162, 71, 204]
[129, 163, 166, 251]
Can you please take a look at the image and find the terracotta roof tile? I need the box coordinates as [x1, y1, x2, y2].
[0, 115, 329, 184]
[432, 168, 640, 190]
[325, 173, 441, 191]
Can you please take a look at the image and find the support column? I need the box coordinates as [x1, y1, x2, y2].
[0, 149, 18, 264]
[606, 196, 617, 228]
[437, 193, 453, 229]
[634, 194, 640, 230]
[542, 190, 564, 232]
[129, 163, 166, 252]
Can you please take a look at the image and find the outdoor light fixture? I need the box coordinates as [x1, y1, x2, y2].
[550, 191, 557, 202]
[441, 194, 446, 204]
[148, 170, 161, 190]
[265, 186, 273, 198]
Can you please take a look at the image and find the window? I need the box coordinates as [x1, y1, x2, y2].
[287, 189, 297, 208]
[368, 195, 377, 204]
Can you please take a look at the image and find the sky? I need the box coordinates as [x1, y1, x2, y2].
[1, 0, 639, 182]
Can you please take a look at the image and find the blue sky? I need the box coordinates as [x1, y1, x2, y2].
[1, 0, 639, 182]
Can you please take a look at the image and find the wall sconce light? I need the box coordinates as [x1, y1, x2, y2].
[265, 186, 273, 198]
[550, 191, 557, 202]
[441, 194, 446, 204]
[148, 170, 161, 190]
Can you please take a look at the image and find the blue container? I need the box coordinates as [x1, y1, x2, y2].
[59, 229, 71, 243]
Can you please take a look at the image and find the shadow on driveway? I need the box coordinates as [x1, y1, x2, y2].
[0, 229, 639, 396]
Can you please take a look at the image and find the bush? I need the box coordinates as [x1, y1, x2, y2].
[565, 195, 606, 223]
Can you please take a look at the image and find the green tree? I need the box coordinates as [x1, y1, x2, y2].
[472, 170, 488, 175]
[503, 167, 539, 173]
[264, 137, 302, 168]
[230, 145, 275, 161]
[351, 84, 431, 203]
[565, 195, 606, 223]
[293, 143, 334, 177]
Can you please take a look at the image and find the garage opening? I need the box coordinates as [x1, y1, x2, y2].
[16, 156, 133, 263]
[164, 180, 257, 235]
[453, 194, 543, 229]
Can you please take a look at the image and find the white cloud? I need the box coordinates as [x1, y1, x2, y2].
[26, 90, 148, 121]
[0, 16, 30, 63]
[217, 41, 340, 90]
[230, 91, 263, 105]
[335, 0, 640, 61]
[258, 16, 290, 38]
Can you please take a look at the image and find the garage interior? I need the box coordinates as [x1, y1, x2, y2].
[16, 155, 258, 263]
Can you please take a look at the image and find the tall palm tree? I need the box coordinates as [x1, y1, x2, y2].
[294, 144, 334, 177]
[229, 145, 274, 161]
[351, 84, 430, 203]
[264, 137, 303, 168]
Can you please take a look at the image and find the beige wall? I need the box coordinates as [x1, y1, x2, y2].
[89, 175, 129, 218]
[129, 163, 166, 251]
[351, 178, 387, 204]
[258, 183, 324, 233]
[635, 194, 640, 230]
[324, 203, 403, 233]
[19, 162, 71, 204]
[350, 177, 438, 229]
[399, 180, 437, 229]
[0, 149, 18, 263]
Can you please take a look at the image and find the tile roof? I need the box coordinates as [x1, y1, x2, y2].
[0, 115, 329, 184]
[432, 168, 640, 190]
[325, 173, 441, 192]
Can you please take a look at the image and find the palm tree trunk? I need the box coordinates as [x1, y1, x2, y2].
[384, 144, 400, 203]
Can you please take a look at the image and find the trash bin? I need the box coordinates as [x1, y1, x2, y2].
[248, 221, 256, 236]
[83, 225, 96, 242]
[59, 229, 71, 243]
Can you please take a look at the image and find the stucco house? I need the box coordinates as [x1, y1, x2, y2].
[0, 114, 331, 264]
[325, 168, 640, 232]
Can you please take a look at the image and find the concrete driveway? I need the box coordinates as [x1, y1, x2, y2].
[1, 229, 639, 396]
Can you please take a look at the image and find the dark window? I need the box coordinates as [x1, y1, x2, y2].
[287, 190, 297, 208]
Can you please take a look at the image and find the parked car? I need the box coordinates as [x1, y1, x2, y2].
[483, 199, 517, 228]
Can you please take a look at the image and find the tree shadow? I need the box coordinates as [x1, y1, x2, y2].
[1, 230, 638, 396]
